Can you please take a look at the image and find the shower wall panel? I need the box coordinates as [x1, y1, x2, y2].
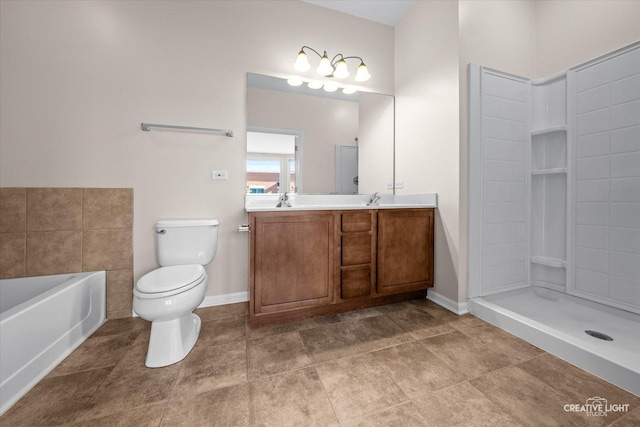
[570, 44, 640, 313]
[468, 67, 529, 297]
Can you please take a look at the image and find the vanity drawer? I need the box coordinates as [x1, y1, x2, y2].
[341, 234, 371, 265]
[341, 213, 371, 233]
[341, 267, 371, 299]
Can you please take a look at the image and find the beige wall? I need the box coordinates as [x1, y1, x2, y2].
[395, 0, 460, 302]
[247, 87, 358, 194]
[358, 92, 395, 194]
[0, 1, 394, 299]
[535, 0, 640, 77]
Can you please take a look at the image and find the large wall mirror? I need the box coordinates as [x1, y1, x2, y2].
[247, 73, 394, 195]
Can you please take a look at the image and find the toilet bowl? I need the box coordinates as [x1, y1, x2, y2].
[133, 219, 219, 368]
[134, 265, 208, 367]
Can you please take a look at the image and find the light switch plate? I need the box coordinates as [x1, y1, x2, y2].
[212, 170, 228, 180]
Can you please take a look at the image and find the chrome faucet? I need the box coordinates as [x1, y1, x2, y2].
[276, 192, 292, 208]
[367, 192, 381, 206]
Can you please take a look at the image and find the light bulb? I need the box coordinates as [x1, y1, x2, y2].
[354, 63, 371, 82]
[307, 81, 323, 89]
[293, 50, 310, 72]
[287, 78, 303, 87]
[323, 82, 338, 92]
[316, 53, 334, 76]
[342, 87, 357, 95]
[333, 60, 349, 79]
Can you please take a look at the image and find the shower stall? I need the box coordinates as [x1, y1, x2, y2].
[467, 42, 640, 396]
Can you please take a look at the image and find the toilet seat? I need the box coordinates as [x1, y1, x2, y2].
[134, 264, 206, 299]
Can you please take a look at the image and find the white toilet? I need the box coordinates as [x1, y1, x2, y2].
[133, 219, 219, 368]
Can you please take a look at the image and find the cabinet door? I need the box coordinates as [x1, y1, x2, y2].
[253, 213, 334, 314]
[377, 209, 434, 294]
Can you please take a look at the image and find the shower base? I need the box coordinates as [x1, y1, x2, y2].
[468, 286, 640, 396]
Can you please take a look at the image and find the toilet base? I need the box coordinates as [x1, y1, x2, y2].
[145, 312, 201, 368]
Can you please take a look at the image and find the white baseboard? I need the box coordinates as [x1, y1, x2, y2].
[199, 291, 249, 308]
[427, 289, 469, 315]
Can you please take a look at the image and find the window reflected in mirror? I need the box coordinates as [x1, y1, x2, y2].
[246, 131, 297, 194]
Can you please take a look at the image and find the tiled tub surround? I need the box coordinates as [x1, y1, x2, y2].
[0, 300, 638, 426]
[0, 188, 133, 319]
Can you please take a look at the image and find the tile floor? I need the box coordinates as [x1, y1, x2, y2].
[2, 299, 638, 426]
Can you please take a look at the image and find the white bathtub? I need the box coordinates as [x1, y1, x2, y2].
[0, 271, 106, 415]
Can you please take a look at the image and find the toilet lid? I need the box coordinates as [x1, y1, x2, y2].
[136, 264, 205, 294]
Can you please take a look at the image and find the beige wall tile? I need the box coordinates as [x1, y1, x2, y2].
[83, 188, 133, 229]
[26, 231, 82, 276]
[106, 269, 133, 312]
[2, 187, 134, 318]
[83, 229, 132, 271]
[0, 232, 26, 278]
[27, 188, 82, 231]
[0, 188, 26, 233]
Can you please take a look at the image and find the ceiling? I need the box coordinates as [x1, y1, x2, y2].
[301, 0, 416, 27]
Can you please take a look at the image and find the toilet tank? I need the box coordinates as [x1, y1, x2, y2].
[155, 219, 219, 266]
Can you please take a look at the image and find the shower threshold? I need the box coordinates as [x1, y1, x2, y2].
[468, 286, 640, 396]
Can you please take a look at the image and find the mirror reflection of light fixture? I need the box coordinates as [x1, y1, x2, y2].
[293, 46, 370, 82]
[323, 82, 338, 92]
[286, 76, 359, 95]
[287, 78, 303, 87]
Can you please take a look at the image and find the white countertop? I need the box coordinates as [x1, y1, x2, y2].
[245, 193, 437, 212]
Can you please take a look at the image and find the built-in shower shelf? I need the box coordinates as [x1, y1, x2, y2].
[531, 256, 566, 268]
[531, 167, 567, 176]
[531, 125, 567, 136]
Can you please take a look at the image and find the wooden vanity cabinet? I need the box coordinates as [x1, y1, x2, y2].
[377, 209, 434, 294]
[249, 208, 434, 327]
[250, 212, 335, 315]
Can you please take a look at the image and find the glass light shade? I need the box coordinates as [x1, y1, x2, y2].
[342, 87, 357, 95]
[333, 60, 349, 79]
[293, 51, 310, 72]
[307, 81, 323, 89]
[354, 63, 371, 82]
[323, 82, 338, 92]
[287, 78, 303, 87]
[316, 54, 334, 76]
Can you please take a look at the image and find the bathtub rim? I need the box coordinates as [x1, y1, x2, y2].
[0, 271, 102, 322]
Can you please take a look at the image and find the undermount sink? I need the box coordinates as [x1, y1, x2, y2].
[244, 193, 437, 212]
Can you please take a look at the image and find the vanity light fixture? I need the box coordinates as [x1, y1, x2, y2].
[293, 46, 371, 82]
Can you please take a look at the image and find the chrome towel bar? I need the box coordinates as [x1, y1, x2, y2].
[141, 122, 234, 137]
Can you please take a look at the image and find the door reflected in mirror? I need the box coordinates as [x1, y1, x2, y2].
[247, 73, 394, 195]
